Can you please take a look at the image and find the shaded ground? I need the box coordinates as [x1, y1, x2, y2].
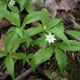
[4, 54, 80, 80]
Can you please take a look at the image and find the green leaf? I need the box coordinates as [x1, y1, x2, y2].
[22, 11, 41, 27]
[16, 0, 31, 12]
[47, 18, 64, 31]
[4, 57, 14, 79]
[22, 58, 27, 66]
[0, 9, 20, 27]
[0, 0, 5, 5]
[25, 54, 34, 65]
[0, 51, 7, 57]
[4, 31, 18, 52]
[0, 14, 3, 21]
[55, 48, 67, 73]
[31, 38, 41, 46]
[31, 32, 47, 47]
[56, 40, 80, 51]
[11, 53, 26, 60]
[27, 54, 34, 59]
[4, 0, 9, 3]
[0, 1, 7, 9]
[0, 2, 7, 21]
[49, 27, 69, 45]
[66, 30, 80, 41]
[40, 8, 49, 26]
[10, 38, 25, 53]
[7, 27, 16, 33]
[24, 26, 44, 36]
[16, 27, 23, 38]
[8, 4, 19, 14]
[55, 19, 64, 32]
[26, 4, 35, 13]
[23, 30, 32, 48]
[40, 33, 47, 49]
[31, 48, 52, 71]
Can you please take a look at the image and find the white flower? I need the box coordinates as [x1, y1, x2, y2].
[44, 26, 46, 29]
[9, 0, 16, 6]
[46, 33, 56, 44]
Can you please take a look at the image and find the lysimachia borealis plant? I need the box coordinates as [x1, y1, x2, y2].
[0, 0, 80, 80]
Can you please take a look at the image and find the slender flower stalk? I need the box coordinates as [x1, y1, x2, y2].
[46, 33, 56, 44]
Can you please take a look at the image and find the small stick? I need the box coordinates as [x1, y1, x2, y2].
[15, 64, 40, 80]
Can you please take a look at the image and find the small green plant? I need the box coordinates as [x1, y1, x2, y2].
[0, 0, 35, 21]
[0, 0, 80, 80]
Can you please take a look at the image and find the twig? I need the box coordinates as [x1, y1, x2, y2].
[15, 64, 40, 80]
[77, 56, 80, 64]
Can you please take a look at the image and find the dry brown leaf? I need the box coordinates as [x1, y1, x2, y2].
[57, 0, 77, 11]
[71, 19, 80, 29]
[0, 19, 11, 29]
[31, 0, 58, 18]
[57, 11, 75, 20]
[0, 34, 7, 51]
[31, 0, 77, 11]
[31, 0, 77, 18]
